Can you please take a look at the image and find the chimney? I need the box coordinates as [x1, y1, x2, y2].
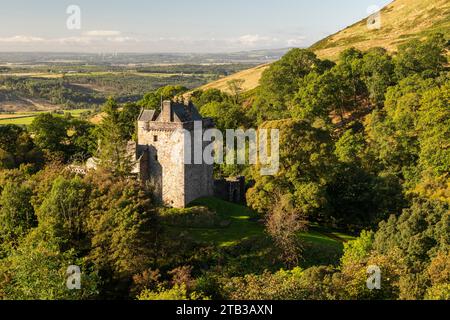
[161, 100, 173, 122]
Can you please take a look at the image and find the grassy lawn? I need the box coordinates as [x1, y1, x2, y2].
[163, 197, 355, 268]
[185, 197, 354, 247]
[180, 197, 352, 252]
[184, 197, 264, 247]
[0, 109, 91, 125]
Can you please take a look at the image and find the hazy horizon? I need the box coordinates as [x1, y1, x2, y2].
[0, 0, 392, 53]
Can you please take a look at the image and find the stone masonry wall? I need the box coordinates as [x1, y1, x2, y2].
[137, 119, 214, 208]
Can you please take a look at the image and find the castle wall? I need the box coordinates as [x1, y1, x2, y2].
[213, 176, 246, 204]
[138, 123, 186, 207]
[137, 119, 214, 208]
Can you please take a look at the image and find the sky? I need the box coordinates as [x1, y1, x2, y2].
[0, 0, 393, 53]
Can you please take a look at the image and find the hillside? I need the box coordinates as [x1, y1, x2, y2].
[311, 0, 450, 60]
[198, 0, 450, 93]
[192, 63, 270, 94]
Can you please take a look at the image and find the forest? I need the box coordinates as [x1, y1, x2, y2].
[0, 33, 449, 300]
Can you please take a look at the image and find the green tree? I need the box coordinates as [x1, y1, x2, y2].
[96, 98, 135, 176]
[85, 172, 159, 297]
[0, 230, 99, 300]
[190, 88, 228, 109]
[138, 284, 209, 300]
[137, 85, 187, 112]
[0, 182, 36, 245]
[68, 119, 97, 158]
[29, 113, 69, 154]
[200, 101, 246, 131]
[361, 47, 395, 106]
[247, 119, 334, 219]
[0, 125, 43, 169]
[291, 70, 351, 124]
[249, 49, 324, 124]
[416, 80, 450, 176]
[395, 33, 448, 79]
[36, 176, 91, 249]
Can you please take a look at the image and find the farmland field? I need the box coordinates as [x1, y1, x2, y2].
[0, 109, 91, 125]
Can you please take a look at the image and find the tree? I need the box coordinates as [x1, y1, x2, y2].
[137, 85, 187, 112]
[425, 251, 450, 300]
[326, 164, 404, 230]
[0, 149, 14, 170]
[138, 284, 208, 300]
[361, 47, 395, 106]
[199, 101, 246, 131]
[0, 230, 99, 300]
[118, 102, 141, 140]
[364, 75, 437, 180]
[266, 194, 307, 267]
[249, 49, 323, 124]
[340, 230, 374, 267]
[291, 70, 351, 124]
[247, 119, 334, 219]
[0, 182, 36, 245]
[334, 129, 366, 164]
[395, 33, 448, 79]
[36, 176, 91, 249]
[68, 119, 97, 158]
[85, 172, 159, 297]
[96, 98, 135, 176]
[416, 80, 450, 176]
[0, 125, 43, 169]
[190, 88, 227, 109]
[29, 113, 69, 154]
[227, 79, 245, 104]
[374, 199, 449, 271]
[333, 48, 368, 110]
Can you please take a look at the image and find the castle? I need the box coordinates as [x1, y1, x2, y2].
[81, 99, 245, 208]
[134, 100, 215, 208]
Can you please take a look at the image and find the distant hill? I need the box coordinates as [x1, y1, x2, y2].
[198, 0, 450, 93]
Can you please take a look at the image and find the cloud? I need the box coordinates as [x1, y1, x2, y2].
[0, 35, 45, 43]
[83, 30, 122, 37]
[106, 36, 137, 43]
[0, 33, 137, 47]
[286, 36, 306, 47]
[236, 34, 276, 46]
[0, 32, 306, 52]
[56, 35, 137, 44]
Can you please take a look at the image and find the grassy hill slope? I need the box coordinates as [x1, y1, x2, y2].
[192, 64, 270, 94]
[196, 0, 449, 93]
[311, 0, 450, 60]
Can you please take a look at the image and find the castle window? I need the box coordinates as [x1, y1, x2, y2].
[155, 154, 158, 161]
[153, 135, 158, 142]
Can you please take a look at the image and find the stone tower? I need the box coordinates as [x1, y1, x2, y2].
[135, 100, 214, 208]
